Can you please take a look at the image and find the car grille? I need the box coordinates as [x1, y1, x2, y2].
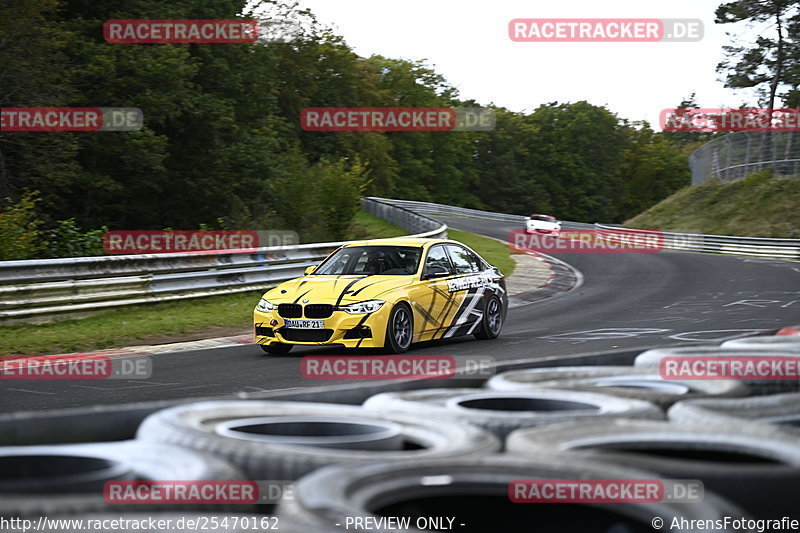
[279, 328, 333, 342]
[304, 304, 334, 318]
[278, 303, 302, 318]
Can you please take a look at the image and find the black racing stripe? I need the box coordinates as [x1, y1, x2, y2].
[335, 277, 366, 307]
[349, 281, 380, 297]
[442, 287, 487, 339]
[353, 313, 373, 348]
[292, 290, 311, 304]
[421, 285, 442, 331]
[414, 301, 438, 329]
[432, 285, 461, 338]
[448, 286, 479, 327]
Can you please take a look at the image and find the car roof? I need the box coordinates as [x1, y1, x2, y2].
[342, 238, 456, 248]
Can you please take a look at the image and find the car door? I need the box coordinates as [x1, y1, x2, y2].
[439, 244, 487, 337]
[407, 244, 459, 340]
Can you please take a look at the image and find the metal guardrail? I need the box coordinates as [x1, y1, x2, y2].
[2, 195, 796, 323]
[595, 224, 800, 260]
[368, 197, 525, 223]
[0, 198, 446, 323]
[372, 197, 800, 261]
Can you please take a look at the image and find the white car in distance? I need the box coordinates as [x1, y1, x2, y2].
[525, 214, 560, 236]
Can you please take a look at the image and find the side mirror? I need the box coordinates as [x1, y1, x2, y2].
[304, 266, 316, 275]
[423, 265, 449, 280]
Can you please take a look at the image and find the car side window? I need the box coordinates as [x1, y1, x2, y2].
[446, 245, 481, 274]
[424, 245, 453, 275]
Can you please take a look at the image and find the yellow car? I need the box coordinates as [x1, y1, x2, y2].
[253, 238, 508, 354]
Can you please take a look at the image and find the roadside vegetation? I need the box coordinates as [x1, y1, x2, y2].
[0, 213, 516, 355]
[0, 1, 706, 261]
[625, 171, 800, 238]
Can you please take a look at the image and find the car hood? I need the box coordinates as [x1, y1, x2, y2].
[264, 275, 415, 305]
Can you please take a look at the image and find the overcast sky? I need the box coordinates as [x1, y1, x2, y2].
[297, 0, 765, 127]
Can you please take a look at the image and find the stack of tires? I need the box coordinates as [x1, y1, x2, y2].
[3, 333, 800, 531]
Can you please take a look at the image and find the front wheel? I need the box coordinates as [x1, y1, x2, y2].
[474, 295, 503, 340]
[259, 343, 293, 355]
[384, 303, 413, 353]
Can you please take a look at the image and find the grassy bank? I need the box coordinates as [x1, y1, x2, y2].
[1, 211, 516, 355]
[625, 171, 800, 238]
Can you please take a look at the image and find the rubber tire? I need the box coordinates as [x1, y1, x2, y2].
[136, 401, 500, 481]
[485, 365, 749, 408]
[669, 392, 800, 436]
[0, 441, 244, 517]
[260, 343, 293, 355]
[721, 336, 800, 350]
[384, 303, 413, 354]
[633, 346, 800, 395]
[474, 294, 503, 340]
[277, 455, 747, 533]
[506, 418, 800, 518]
[363, 387, 663, 439]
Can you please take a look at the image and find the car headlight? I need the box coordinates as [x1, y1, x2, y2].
[256, 298, 278, 312]
[339, 300, 385, 314]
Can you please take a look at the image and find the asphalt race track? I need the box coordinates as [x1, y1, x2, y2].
[2, 216, 798, 413]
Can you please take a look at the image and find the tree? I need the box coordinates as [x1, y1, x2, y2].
[715, 0, 800, 110]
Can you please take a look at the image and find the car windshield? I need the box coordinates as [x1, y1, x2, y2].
[531, 215, 556, 222]
[314, 246, 422, 276]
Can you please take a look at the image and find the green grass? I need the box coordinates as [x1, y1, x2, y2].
[1, 211, 517, 355]
[347, 210, 408, 239]
[625, 171, 800, 238]
[0, 291, 263, 356]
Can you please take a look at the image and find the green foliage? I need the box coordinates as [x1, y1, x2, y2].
[270, 155, 369, 242]
[0, 0, 704, 257]
[0, 194, 43, 260]
[39, 219, 108, 258]
[715, 0, 799, 109]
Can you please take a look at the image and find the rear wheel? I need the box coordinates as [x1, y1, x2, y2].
[474, 295, 503, 340]
[260, 343, 293, 355]
[384, 303, 413, 353]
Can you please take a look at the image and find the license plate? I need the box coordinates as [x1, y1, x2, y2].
[284, 319, 325, 329]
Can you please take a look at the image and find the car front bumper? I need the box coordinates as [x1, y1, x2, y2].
[253, 304, 392, 349]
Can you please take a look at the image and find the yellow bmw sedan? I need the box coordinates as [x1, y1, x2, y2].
[253, 238, 508, 354]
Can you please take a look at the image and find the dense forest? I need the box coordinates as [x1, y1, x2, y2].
[0, 0, 797, 259]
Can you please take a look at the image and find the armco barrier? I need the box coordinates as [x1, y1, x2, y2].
[367, 196, 524, 223]
[372, 197, 798, 260]
[0, 198, 446, 323]
[3, 197, 797, 323]
[594, 224, 800, 260]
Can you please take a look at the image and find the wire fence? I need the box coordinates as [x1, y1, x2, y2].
[688, 132, 799, 185]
